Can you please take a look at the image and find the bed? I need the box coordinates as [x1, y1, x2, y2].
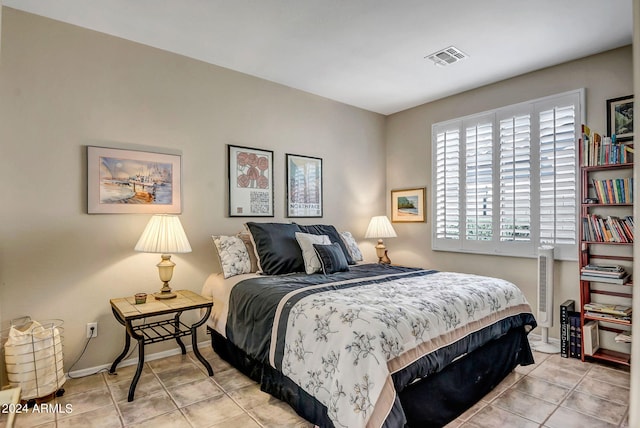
[203, 223, 537, 427]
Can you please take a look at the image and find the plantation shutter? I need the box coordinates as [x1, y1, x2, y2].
[499, 114, 532, 242]
[537, 98, 578, 250]
[432, 89, 582, 260]
[435, 126, 461, 243]
[465, 121, 493, 241]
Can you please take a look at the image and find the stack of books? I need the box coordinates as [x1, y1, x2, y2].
[591, 177, 634, 204]
[580, 264, 631, 284]
[583, 302, 632, 322]
[560, 300, 582, 359]
[581, 215, 634, 243]
[582, 124, 634, 166]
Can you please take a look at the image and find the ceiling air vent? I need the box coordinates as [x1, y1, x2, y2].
[425, 46, 469, 67]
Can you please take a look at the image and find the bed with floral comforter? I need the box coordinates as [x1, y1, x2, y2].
[206, 264, 536, 427]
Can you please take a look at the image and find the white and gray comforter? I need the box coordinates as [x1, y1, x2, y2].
[225, 264, 536, 428]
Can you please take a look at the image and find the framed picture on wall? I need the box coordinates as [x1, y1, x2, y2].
[606, 94, 634, 142]
[87, 146, 182, 214]
[227, 144, 274, 217]
[391, 187, 426, 223]
[286, 154, 323, 218]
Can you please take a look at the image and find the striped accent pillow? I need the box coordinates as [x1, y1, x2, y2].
[313, 243, 349, 274]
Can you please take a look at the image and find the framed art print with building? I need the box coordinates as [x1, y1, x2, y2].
[87, 146, 182, 214]
[391, 187, 426, 222]
[286, 153, 323, 218]
[606, 94, 634, 142]
[228, 144, 274, 217]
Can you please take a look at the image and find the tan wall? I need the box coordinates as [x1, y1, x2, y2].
[385, 46, 633, 339]
[0, 8, 386, 371]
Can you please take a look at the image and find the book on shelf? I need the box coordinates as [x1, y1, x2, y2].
[581, 214, 634, 243]
[569, 311, 582, 359]
[580, 273, 630, 285]
[583, 264, 625, 272]
[615, 331, 632, 343]
[582, 321, 600, 356]
[583, 302, 632, 316]
[580, 264, 628, 279]
[560, 300, 575, 358]
[580, 269, 627, 278]
[581, 124, 633, 166]
[591, 178, 634, 204]
[584, 311, 631, 322]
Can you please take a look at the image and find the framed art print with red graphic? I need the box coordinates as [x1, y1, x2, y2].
[228, 144, 274, 217]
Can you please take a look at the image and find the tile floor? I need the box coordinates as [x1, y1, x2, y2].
[1, 346, 630, 427]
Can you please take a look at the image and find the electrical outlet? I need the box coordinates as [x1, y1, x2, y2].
[86, 322, 98, 338]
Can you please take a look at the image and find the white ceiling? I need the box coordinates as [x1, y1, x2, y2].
[2, 0, 633, 115]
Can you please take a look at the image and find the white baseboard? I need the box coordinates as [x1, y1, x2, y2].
[67, 339, 212, 379]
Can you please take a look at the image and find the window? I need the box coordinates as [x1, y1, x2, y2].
[433, 90, 583, 260]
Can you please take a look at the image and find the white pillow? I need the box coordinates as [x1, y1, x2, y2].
[340, 231, 363, 262]
[295, 232, 331, 274]
[212, 235, 252, 279]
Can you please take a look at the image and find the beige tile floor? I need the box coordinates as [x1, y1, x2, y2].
[1, 347, 630, 427]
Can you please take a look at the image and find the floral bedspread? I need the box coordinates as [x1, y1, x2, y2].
[266, 270, 534, 428]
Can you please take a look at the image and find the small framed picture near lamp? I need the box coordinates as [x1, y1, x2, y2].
[391, 187, 426, 223]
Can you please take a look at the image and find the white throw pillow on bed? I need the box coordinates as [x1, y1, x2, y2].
[212, 235, 252, 279]
[295, 232, 331, 274]
[340, 231, 364, 262]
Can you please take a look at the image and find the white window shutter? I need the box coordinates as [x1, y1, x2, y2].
[538, 102, 578, 247]
[432, 89, 582, 260]
[499, 114, 532, 242]
[435, 127, 461, 241]
[465, 121, 493, 241]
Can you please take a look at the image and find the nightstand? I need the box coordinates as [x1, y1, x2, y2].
[109, 290, 213, 401]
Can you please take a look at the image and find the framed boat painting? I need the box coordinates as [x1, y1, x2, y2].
[87, 146, 182, 214]
[228, 144, 274, 217]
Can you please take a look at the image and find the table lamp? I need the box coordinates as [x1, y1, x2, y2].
[365, 215, 397, 264]
[135, 214, 192, 299]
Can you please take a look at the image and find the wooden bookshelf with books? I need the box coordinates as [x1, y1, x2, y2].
[579, 124, 633, 366]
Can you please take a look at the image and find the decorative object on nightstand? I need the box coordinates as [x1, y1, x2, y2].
[365, 215, 397, 264]
[135, 214, 192, 299]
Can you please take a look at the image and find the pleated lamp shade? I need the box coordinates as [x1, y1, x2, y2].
[135, 214, 191, 299]
[135, 214, 192, 254]
[364, 216, 397, 239]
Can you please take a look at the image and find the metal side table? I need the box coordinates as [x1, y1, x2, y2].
[109, 290, 213, 401]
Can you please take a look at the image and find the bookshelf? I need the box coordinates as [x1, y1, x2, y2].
[578, 125, 633, 366]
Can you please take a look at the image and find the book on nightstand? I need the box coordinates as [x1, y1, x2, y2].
[560, 300, 575, 358]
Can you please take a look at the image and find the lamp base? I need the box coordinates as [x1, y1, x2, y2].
[154, 281, 177, 299]
[378, 250, 391, 265]
[375, 240, 391, 264]
[154, 291, 177, 299]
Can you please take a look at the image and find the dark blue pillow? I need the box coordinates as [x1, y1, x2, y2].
[313, 243, 349, 274]
[246, 222, 304, 275]
[297, 224, 355, 265]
